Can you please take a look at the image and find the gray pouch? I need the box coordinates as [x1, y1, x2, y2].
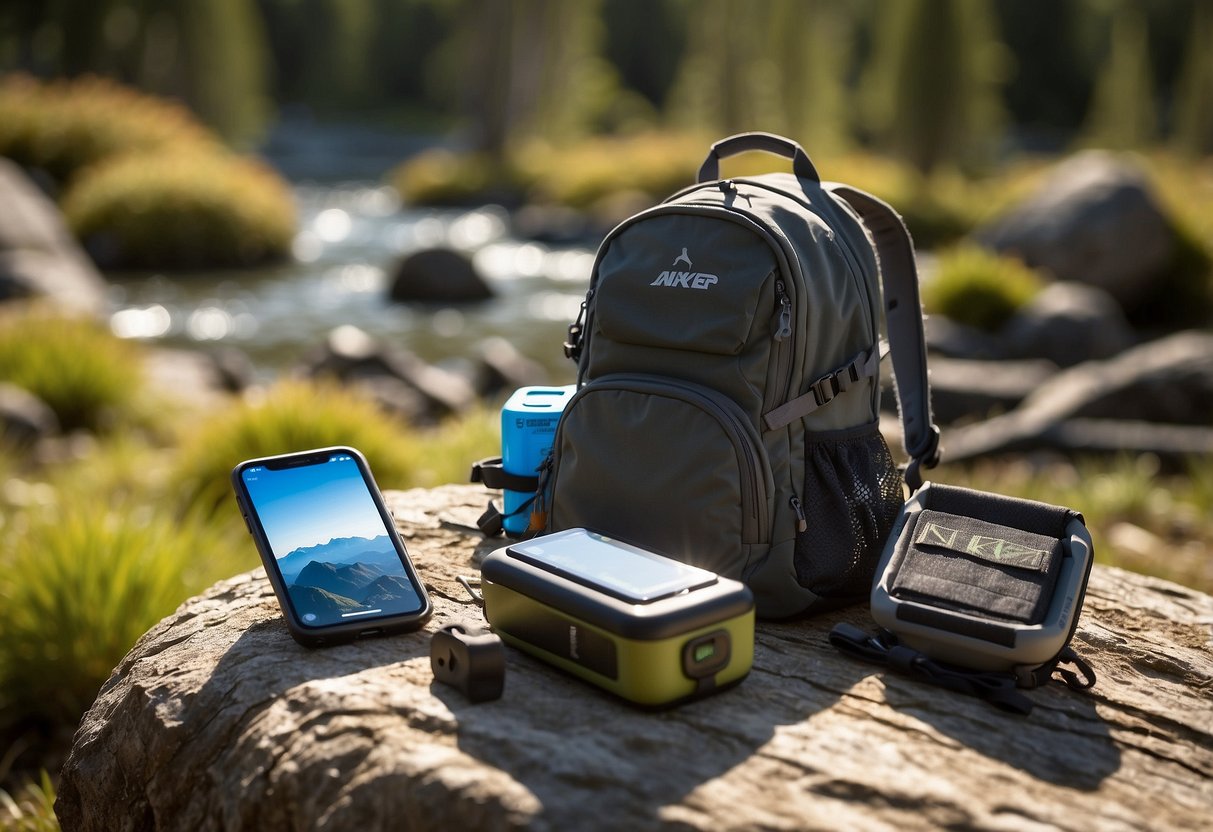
[869, 482, 1095, 682]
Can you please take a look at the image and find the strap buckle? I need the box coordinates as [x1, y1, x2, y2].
[811, 375, 840, 407]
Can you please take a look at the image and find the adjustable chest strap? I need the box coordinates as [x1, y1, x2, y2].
[763, 347, 882, 430]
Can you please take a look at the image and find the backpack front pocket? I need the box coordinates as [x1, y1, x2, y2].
[547, 374, 774, 578]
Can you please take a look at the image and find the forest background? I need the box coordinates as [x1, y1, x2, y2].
[3, 0, 1211, 167]
[2, 1, 1213, 827]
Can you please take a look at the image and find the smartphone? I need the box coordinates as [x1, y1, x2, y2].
[231, 446, 431, 647]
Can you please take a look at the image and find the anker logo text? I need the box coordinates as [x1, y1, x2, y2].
[650, 270, 719, 289]
[652, 247, 718, 289]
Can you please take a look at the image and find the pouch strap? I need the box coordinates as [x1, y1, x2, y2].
[824, 185, 940, 491]
[763, 347, 880, 430]
[475, 494, 538, 538]
[828, 623, 1035, 715]
[1016, 646, 1097, 691]
[470, 457, 539, 494]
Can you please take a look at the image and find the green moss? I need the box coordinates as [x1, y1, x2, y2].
[923, 244, 1044, 331]
[0, 311, 144, 432]
[0, 73, 218, 188]
[62, 150, 296, 270]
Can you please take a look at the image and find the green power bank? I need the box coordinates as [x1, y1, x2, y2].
[481, 528, 755, 707]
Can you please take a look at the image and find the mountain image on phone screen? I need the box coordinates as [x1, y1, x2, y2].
[240, 454, 423, 628]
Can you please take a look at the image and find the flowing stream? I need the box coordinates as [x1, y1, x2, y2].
[105, 181, 593, 386]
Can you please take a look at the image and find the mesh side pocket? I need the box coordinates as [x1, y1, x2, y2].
[796, 422, 903, 600]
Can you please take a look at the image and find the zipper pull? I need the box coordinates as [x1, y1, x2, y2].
[789, 495, 807, 533]
[773, 281, 793, 341]
[563, 292, 591, 361]
[529, 453, 557, 532]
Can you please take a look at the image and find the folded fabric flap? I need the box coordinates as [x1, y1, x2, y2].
[890, 509, 1064, 625]
[912, 510, 1061, 572]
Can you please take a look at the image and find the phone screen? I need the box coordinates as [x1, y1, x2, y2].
[239, 451, 426, 629]
[507, 528, 717, 602]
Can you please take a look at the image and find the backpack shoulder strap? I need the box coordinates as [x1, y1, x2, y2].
[825, 183, 940, 490]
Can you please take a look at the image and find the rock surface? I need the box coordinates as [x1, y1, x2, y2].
[1000, 281, 1136, 367]
[0, 158, 107, 314]
[388, 246, 493, 302]
[56, 485, 1213, 831]
[302, 325, 477, 424]
[977, 151, 1177, 309]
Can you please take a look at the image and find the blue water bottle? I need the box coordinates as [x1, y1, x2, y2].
[499, 385, 576, 535]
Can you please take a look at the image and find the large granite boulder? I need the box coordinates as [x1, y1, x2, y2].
[0, 158, 107, 314]
[56, 485, 1213, 830]
[1000, 281, 1136, 367]
[388, 247, 493, 303]
[977, 151, 1177, 310]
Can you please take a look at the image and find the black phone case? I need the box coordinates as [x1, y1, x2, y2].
[231, 446, 432, 647]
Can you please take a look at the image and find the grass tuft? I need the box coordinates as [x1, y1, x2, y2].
[174, 380, 498, 517]
[923, 244, 1044, 331]
[0, 500, 244, 734]
[0, 310, 144, 433]
[0, 771, 58, 832]
[0, 73, 217, 188]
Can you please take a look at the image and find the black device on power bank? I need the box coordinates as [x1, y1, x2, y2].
[232, 446, 432, 647]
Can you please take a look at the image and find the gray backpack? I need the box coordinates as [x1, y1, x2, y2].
[547, 133, 940, 618]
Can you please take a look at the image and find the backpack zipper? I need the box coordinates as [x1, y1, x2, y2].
[724, 178, 879, 348]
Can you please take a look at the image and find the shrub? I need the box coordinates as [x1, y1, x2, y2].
[174, 380, 499, 516]
[62, 150, 296, 270]
[175, 383, 429, 514]
[514, 133, 703, 208]
[0, 73, 295, 270]
[0, 310, 143, 432]
[0, 500, 243, 733]
[922, 244, 1043, 331]
[0, 73, 217, 188]
[390, 148, 529, 207]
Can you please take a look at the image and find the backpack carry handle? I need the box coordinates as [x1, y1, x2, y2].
[697, 132, 820, 183]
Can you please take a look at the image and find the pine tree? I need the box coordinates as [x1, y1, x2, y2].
[1171, 1, 1213, 157]
[1081, 3, 1157, 150]
[767, 0, 851, 153]
[859, 0, 1006, 174]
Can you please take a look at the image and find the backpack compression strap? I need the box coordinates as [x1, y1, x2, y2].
[826, 184, 940, 491]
